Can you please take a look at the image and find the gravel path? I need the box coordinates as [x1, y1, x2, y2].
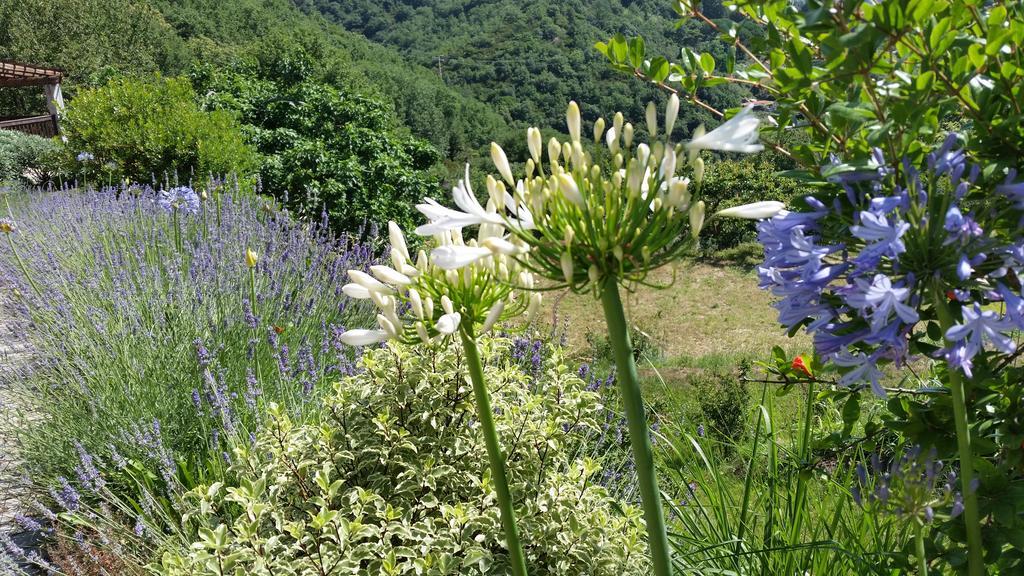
[0, 283, 38, 571]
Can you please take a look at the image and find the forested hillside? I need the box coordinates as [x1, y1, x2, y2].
[297, 0, 745, 134]
[0, 0, 509, 163]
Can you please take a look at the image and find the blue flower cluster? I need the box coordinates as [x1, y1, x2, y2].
[157, 185, 201, 214]
[757, 134, 1024, 394]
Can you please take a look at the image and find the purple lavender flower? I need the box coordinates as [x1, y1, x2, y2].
[74, 441, 104, 491]
[49, 477, 80, 512]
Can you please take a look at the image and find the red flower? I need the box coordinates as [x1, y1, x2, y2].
[791, 356, 812, 377]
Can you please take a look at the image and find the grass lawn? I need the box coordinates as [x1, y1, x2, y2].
[533, 260, 814, 430]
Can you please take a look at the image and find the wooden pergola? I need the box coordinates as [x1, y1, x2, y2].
[0, 60, 64, 138]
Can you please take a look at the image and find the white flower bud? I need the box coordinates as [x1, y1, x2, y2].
[339, 329, 388, 346]
[491, 142, 515, 186]
[527, 127, 542, 163]
[370, 265, 411, 286]
[548, 137, 561, 165]
[588, 264, 601, 284]
[342, 283, 371, 299]
[665, 94, 680, 137]
[593, 117, 606, 143]
[557, 173, 585, 207]
[690, 200, 706, 238]
[613, 245, 624, 261]
[693, 156, 705, 184]
[347, 270, 393, 294]
[481, 300, 505, 334]
[716, 201, 786, 220]
[416, 322, 431, 344]
[605, 125, 619, 154]
[424, 296, 434, 319]
[567, 100, 581, 143]
[636, 143, 651, 171]
[409, 289, 424, 319]
[527, 293, 542, 323]
[646, 101, 658, 138]
[388, 221, 410, 261]
[441, 295, 454, 315]
[436, 312, 461, 335]
[623, 123, 634, 148]
[561, 251, 574, 284]
[376, 314, 399, 338]
[481, 236, 520, 255]
[660, 148, 676, 180]
[613, 111, 624, 135]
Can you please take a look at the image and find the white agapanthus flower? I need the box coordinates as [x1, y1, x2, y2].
[340, 203, 538, 347]
[686, 105, 765, 161]
[443, 96, 772, 290]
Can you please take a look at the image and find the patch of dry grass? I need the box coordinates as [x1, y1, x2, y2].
[540, 261, 810, 362]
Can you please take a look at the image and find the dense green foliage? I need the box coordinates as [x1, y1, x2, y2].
[58, 75, 256, 183]
[0, 131, 57, 183]
[59, 76, 257, 183]
[698, 157, 808, 253]
[191, 45, 441, 231]
[159, 340, 648, 575]
[0, 0, 508, 167]
[299, 0, 744, 134]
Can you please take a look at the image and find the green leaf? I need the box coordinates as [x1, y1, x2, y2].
[610, 33, 628, 65]
[648, 56, 671, 83]
[628, 36, 646, 69]
[699, 52, 715, 74]
[841, 394, 861, 434]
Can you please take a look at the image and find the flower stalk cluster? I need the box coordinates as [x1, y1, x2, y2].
[339, 98, 772, 576]
[757, 134, 1024, 575]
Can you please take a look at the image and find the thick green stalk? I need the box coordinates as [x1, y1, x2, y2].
[460, 329, 528, 576]
[932, 285, 984, 576]
[249, 266, 264, 388]
[916, 524, 928, 576]
[599, 279, 672, 576]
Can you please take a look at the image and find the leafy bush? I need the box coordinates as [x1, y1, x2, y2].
[0, 184, 376, 537]
[0, 130, 58, 184]
[587, 324, 662, 363]
[695, 368, 751, 442]
[158, 339, 649, 576]
[58, 76, 258, 184]
[190, 45, 442, 233]
[696, 157, 807, 253]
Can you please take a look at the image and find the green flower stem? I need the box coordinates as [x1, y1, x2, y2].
[249, 266, 264, 388]
[459, 328, 528, 576]
[599, 278, 672, 576]
[932, 285, 984, 576]
[916, 523, 928, 576]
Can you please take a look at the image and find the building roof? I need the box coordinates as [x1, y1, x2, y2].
[0, 60, 63, 88]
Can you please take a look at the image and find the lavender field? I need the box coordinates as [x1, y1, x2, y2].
[0, 184, 381, 569]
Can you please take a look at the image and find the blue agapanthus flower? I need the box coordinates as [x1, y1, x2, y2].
[76, 151, 94, 162]
[157, 186, 201, 214]
[758, 133, 1024, 393]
